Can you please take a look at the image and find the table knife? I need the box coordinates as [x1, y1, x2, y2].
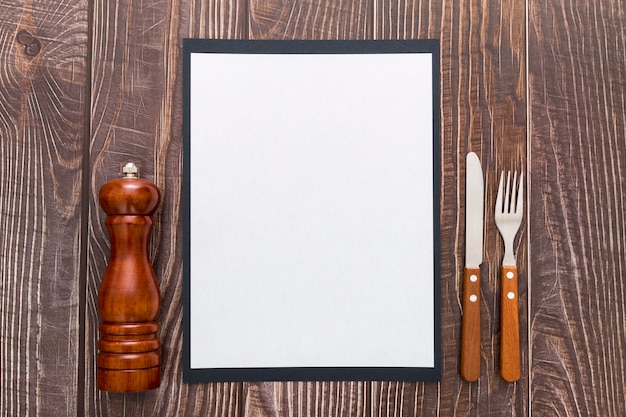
[460, 152, 484, 382]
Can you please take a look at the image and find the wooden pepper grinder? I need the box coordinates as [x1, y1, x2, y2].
[97, 162, 162, 392]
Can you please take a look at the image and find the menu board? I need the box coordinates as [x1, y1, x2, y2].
[183, 39, 441, 382]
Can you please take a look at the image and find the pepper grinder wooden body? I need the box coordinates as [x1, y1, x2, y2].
[97, 163, 161, 392]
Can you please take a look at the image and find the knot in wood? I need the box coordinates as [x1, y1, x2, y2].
[16, 30, 41, 57]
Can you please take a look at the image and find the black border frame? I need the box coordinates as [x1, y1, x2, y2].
[182, 39, 441, 383]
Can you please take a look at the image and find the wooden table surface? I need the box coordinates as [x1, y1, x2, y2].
[1, 0, 625, 416]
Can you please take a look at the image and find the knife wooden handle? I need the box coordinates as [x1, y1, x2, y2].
[461, 266, 481, 381]
[500, 265, 520, 382]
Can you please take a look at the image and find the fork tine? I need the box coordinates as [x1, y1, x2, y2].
[496, 171, 504, 212]
[504, 171, 511, 213]
[515, 172, 524, 214]
[511, 171, 518, 213]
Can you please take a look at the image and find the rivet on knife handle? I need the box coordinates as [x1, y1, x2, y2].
[461, 266, 481, 381]
[500, 265, 520, 382]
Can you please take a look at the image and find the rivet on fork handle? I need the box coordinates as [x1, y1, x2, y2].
[500, 265, 520, 382]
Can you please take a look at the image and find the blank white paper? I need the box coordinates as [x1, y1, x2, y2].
[189, 52, 434, 369]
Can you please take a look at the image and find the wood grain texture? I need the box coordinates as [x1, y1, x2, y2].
[0, 1, 88, 416]
[4, 0, 626, 415]
[374, 0, 527, 415]
[86, 0, 245, 415]
[244, 382, 369, 417]
[528, 1, 626, 416]
[249, 0, 372, 39]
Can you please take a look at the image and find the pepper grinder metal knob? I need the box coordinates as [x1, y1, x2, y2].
[97, 162, 162, 392]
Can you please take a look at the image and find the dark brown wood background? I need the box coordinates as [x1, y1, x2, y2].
[1, 0, 625, 416]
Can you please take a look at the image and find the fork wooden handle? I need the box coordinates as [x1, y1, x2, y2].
[500, 265, 520, 382]
[461, 266, 481, 381]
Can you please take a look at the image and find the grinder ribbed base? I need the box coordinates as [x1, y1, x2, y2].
[97, 322, 161, 392]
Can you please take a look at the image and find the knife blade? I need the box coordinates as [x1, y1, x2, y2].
[460, 151, 484, 382]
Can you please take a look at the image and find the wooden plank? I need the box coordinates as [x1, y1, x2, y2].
[86, 0, 246, 415]
[244, 382, 369, 417]
[374, 0, 527, 415]
[242, 1, 372, 415]
[248, 0, 371, 40]
[528, 1, 626, 416]
[0, 1, 89, 416]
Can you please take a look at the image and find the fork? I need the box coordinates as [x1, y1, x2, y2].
[494, 170, 523, 382]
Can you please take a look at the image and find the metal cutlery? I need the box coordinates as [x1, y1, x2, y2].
[494, 170, 524, 382]
[460, 152, 484, 382]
